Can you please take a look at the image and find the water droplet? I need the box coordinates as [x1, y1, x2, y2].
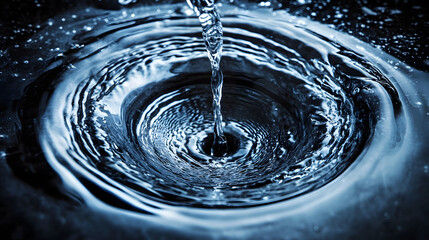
[297, 19, 307, 26]
[258, 1, 271, 7]
[183, 7, 194, 16]
[118, 0, 135, 5]
[297, 0, 311, 5]
[83, 25, 92, 31]
[67, 64, 77, 69]
[362, 6, 378, 16]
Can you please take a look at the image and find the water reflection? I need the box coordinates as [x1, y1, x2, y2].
[0, 0, 428, 239]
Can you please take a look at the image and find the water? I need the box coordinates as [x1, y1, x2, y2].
[187, 0, 227, 156]
[1, 0, 428, 238]
[36, 5, 369, 207]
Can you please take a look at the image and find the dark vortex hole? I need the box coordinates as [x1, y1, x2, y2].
[201, 133, 240, 157]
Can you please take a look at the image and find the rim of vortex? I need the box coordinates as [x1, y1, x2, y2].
[37, 8, 396, 224]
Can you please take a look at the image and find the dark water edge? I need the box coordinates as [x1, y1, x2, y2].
[1, 0, 429, 239]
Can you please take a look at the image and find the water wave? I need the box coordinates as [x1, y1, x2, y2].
[24, 4, 426, 228]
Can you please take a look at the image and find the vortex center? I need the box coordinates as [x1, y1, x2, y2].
[201, 133, 240, 157]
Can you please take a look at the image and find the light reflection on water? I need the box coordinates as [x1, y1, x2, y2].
[1, 1, 428, 238]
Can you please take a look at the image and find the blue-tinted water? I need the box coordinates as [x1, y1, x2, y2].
[187, 0, 228, 156]
[1, 0, 428, 238]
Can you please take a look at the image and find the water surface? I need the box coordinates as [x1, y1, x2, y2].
[1, 1, 428, 238]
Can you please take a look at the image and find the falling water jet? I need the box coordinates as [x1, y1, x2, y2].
[186, 0, 228, 157]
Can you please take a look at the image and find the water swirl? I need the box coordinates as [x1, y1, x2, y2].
[15, 3, 425, 229]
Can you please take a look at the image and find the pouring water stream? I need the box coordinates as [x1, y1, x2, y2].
[186, 0, 227, 157]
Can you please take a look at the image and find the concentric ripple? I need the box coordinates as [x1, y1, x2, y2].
[38, 4, 400, 213]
